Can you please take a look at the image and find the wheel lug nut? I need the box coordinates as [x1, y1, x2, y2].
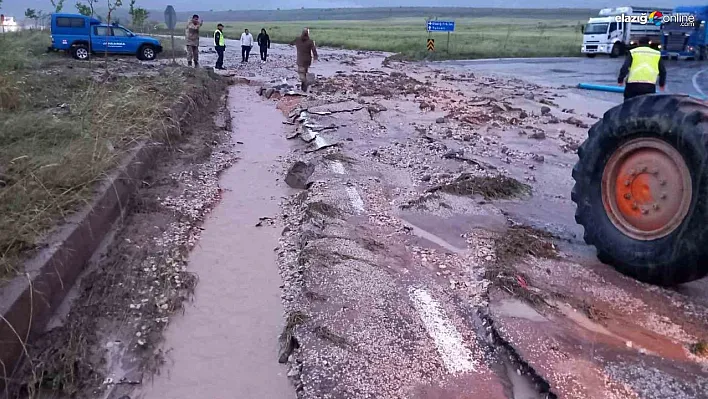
[660, 193, 667, 199]
[653, 204, 660, 210]
[642, 208, 649, 215]
[659, 179, 666, 186]
[631, 203, 638, 210]
[624, 180, 631, 186]
[624, 193, 632, 199]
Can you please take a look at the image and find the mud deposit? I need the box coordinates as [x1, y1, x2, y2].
[273, 55, 708, 398]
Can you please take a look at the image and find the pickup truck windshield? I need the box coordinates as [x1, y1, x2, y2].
[584, 23, 609, 35]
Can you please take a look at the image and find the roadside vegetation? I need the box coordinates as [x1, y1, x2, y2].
[157, 16, 586, 59]
[0, 30, 210, 280]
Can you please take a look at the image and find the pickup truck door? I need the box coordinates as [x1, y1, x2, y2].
[91, 25, 109, 53]
[110, 27, 135, 53]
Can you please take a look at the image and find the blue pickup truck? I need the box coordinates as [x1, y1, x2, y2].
[50, 13, 163, 61]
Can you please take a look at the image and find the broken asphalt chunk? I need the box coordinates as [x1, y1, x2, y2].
[285, 161, 315, 189]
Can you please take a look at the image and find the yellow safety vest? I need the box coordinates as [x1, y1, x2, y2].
[214, 29, 225, 46]
[627, 47, 661, 84]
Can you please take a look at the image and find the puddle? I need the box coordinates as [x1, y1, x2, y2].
[399, 211, 508, 251]
[497, 197, 581, 243]
[469, 306, 548, 399]
[400, 218, 466, 254]
[491, 299, 548, 322]
[551, 301, 624, 342]
[135, 86, 295, 399]
[503, 358, 545, 399]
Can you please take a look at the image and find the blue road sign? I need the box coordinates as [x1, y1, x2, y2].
[427, 20, 455, 32]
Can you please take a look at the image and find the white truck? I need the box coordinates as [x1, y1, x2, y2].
[581, 6, 673, 58]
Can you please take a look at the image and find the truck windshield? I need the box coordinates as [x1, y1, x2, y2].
[584, 23, 609, 35]
[662, 21, 695, 32]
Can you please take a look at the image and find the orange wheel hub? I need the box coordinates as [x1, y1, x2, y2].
[601, 138, 692, 240]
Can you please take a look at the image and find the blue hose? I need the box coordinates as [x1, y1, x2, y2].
[577, 83, 625, 93]
[577, 83, 707, 100]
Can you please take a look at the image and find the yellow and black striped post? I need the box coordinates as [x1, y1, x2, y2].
[427, 38, 435, 52]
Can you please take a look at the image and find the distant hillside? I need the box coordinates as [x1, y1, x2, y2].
[161, 7, 598, 22]
[10, 6, 597, 24]
[84, 7, 598, 22]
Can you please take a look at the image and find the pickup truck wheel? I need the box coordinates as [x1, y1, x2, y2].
[72, 44, 90, 61]
[138, 45, 157, 61]
[571, 94, 708, 286]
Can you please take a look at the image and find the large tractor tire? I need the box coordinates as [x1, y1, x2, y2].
[572, 94, 708, 286]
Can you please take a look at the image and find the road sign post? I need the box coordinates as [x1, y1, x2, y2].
[1, 15, 5, 36]
[164, 5, 177, 65]
[426, 20, 455, 54]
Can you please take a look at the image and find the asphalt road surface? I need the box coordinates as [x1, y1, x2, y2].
[442, 56, 708, 103]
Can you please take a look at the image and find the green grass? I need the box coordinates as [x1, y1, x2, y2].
[0, 31, 212, 280]
[149, 35, 187, 58]
[156, 17, 586, 59]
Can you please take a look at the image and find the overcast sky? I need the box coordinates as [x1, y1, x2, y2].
[3, 0, 704, 18]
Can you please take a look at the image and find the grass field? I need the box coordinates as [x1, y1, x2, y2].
[160, 17, 586, 59]
[0, 31, 209, 279]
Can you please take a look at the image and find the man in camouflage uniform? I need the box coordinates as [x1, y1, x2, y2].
[290, 28, 318, 92]
[185, 14, 202, 67]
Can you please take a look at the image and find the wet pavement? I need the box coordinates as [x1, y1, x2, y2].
[441, 57, 708, 103]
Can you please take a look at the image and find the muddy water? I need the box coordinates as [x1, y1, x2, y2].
[135, 86, 295, 399]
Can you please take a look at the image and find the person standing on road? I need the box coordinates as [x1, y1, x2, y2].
[240, 28, 254, 63]
[185, 14, 202, 67]
[214, 24, 226, 70]
[257, 28, 271, 63]
[290, 28, 318, 92]
[618, 36, 666, 101]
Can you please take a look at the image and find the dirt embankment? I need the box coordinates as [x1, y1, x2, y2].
[0, 37, 235, 396]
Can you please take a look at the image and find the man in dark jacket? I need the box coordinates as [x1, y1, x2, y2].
[290, 28, 318, 92]
[257, 28, 270, 62]
[214, 24, 226, 70]
[618, 36, 667, 101]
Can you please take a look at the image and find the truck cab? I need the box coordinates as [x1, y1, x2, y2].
[661, 6, 708, 60]
[582, 16, 623, 57]
[50, 13, 163, 61]
[582, 6, 669, 58]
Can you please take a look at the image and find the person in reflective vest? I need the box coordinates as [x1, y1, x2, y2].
[618, 36, 666, 101]
[214, 24, 226, 70]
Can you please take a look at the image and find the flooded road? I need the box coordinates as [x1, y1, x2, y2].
[136, 86, 295, 399]
[57, 41, 708, 399]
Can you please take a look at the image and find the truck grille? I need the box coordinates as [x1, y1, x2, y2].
[664, 34, 688, 52]
[586, 45, 598, 50]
